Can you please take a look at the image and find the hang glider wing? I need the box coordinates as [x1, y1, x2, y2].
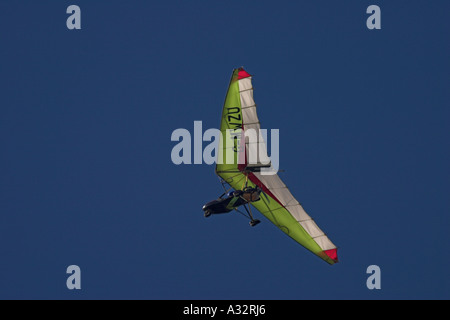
[215, 68, 338, 265]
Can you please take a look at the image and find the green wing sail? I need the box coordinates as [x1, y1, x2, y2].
[215, 68, 338, 265]
[215, 68, 244, 178]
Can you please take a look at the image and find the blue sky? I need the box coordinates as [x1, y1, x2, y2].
[0, 1, 449, 299]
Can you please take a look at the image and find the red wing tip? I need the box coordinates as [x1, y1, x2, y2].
[324, 249, 339, 263]
[237, 68, 251, 79]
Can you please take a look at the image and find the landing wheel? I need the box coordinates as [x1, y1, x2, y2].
[249, 219, 261, 227]
[204, 210, 212, 218]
